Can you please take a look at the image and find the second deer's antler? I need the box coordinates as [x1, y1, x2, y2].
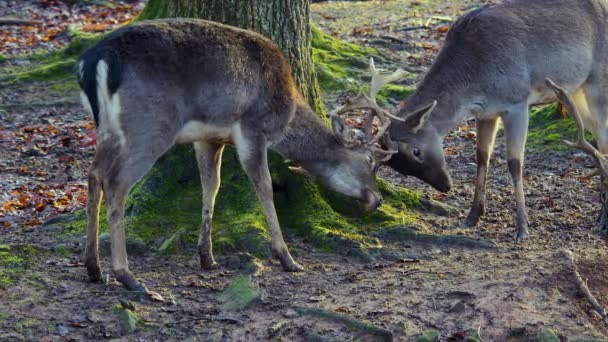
[545, 78, 608, 175]
[334, 58, 407, 147]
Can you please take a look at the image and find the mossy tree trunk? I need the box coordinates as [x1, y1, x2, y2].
[138, 0, 323, 114]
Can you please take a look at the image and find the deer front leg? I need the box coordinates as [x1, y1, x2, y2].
[465, 117, 499, 227]
[194, 142, 225, 270]
[503, 105, 530, 241]
[233, 125, 303, 272]
[85, 170, 103, 282]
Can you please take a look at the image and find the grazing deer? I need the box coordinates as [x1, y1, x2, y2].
[77, 18, 394, 292]
[379, 0, 608, 240]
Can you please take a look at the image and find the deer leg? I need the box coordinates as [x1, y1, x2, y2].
[465, 117, 499, 227]
[102, 180, 146, 292]
[233, 124, 303, 272]
[502, 104, 530, 241]
[581, 84, 608, 232]
[193, 142, 225, 269]
[85, 168, 103, 282]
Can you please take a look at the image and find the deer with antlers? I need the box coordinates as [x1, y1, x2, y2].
[77, 19, 395, 293]
[352, 0, 608, 241]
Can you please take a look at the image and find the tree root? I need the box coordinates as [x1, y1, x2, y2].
[295, 306, 393, 342]
[562, 250, 607, 318]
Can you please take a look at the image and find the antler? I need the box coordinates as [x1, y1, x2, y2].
[333, 58, 407, 148]
[545, 78, 608, 175]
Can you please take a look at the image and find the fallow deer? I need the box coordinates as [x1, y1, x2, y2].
[77, 18, 394, 293]
[379, 0, 608, 240]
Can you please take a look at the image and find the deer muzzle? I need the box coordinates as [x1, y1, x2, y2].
[363, 187, 383, 211]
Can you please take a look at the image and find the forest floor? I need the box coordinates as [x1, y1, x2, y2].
[1, 0, 608, 341]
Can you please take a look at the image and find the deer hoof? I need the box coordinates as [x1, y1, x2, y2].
[514, 226, 529, 242]
[114, 269, 146, 292]
[273, 248, 304, 272]
[282, 260, 304, 272]
[200, 255, 218, 270]
[85, 262, 102, 282]
[463, 214, 480, 228]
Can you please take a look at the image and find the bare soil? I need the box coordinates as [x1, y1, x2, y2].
[2, 1, 608, 341]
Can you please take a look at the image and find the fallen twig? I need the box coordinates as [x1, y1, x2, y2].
[562, 249, 607, 318]
[0, 18, 42, 26]
[397, 25, 427, 32]
[295, 306, 393, 342]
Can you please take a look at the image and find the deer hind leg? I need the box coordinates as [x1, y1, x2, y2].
[502, 103, 530, 241]
[232, 123, 303, 272]
[193, 141, 225, 269]
[581, 83, 608, 232]
[85, 164, 103, 282]
[93, 134, 173, 292]
[465, 117, 500, 227]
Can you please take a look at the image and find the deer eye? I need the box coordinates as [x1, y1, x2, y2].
[412, 148, 421, 157]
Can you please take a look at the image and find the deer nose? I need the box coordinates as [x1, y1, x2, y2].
[363, 188, 382, 211]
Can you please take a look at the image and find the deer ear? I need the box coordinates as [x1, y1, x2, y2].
[403, 100, 437, 133]
[331, 115, 355, 145]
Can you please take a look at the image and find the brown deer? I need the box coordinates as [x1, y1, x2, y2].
[77, 18, 394, 293]
[377, 0, 608, 241]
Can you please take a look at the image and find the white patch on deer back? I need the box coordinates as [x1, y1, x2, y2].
[95, 60, 124, 144]
[175, 121, 232, 144]
[232, 122, 253, 162]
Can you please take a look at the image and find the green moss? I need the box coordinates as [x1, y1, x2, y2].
[0, 54, 7, 63]
[312, 25, 378, 93]
[539, 329, 560, 342]
[53, 245, 72, 257]
[416, 330, 439, 342]
[219, 275, 260, 311]
[0, 244, 38, 288]
[63, 141, 421, 260]
[2, 28, 102, 84]
[527, 103, 592, 151]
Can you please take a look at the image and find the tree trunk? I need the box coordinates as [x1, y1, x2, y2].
[139, 0, 323, 114]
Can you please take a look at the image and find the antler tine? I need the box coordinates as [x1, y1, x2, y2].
[369, 57, 409, 99]
[545, 78, 608, 173]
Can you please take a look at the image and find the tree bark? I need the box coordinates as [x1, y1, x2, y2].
[139, 0, 324, 114]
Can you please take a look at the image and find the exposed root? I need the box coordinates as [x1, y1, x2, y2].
[377, 226, 498, 250]
[295, 306, 393, 342]
[562, 250, 607, 318]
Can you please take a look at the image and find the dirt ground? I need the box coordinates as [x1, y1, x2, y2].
[2, 0, 608, 341]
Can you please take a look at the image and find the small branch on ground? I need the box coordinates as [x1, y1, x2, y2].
[295, 306, 393, 342]
[396, 25, 427, 32]
[0, 18, 42, 26]
[562, 249, 607, 318]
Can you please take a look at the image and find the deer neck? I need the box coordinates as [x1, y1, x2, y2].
[269, 102, 340, 165]
[400, 57, 480, 136]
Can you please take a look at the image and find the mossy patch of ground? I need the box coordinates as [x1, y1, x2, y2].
[0, 244, 39, 288]
[0, 28, 100, 86]
[62, 144, 422, 259]
[527, 104, 592, 151]
[312, 25, 415, 104]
